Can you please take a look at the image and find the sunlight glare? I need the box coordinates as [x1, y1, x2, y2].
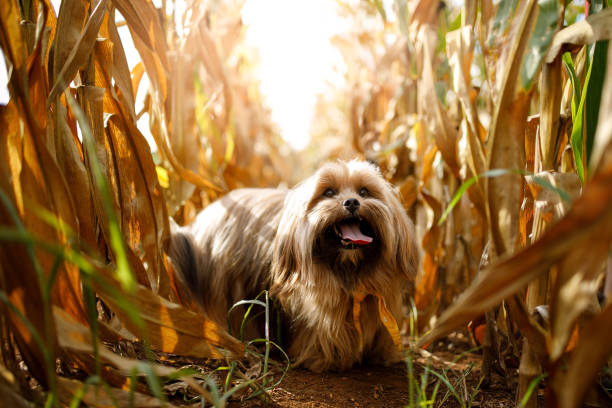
[0, 52, 9, 105]
[47, 0, 347, 152]
[242, 0, 347, 151]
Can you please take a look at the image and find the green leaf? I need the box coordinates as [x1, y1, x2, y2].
[439, 169, 571, 225]
[562, 52, 580, 119]
[584, 0, 609, 168]
[489, 0, 519, 49]
[570, 52, 593, 184]
[520, 0, 559, 90]
[438, 169, 509, 225]
[585, 38, 608, 165]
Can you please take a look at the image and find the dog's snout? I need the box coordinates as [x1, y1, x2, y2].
[343, 198, 360, 213]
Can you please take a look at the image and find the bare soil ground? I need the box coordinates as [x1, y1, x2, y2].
[227, 333, 517, 408]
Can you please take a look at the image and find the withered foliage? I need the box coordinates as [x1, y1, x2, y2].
[1, 0, 612, 407]
[0, 0, 292, 406]
[313, 1, 612, 407]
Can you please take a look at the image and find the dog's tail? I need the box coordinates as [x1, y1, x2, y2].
[168, 219, 199, 295]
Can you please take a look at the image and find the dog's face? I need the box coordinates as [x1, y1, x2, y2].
[273, 160, 415, 291]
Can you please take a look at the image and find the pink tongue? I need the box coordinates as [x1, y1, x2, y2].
[340, 223, 373, 245]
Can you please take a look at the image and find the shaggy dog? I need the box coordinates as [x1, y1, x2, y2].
[169, 160, 417, 371]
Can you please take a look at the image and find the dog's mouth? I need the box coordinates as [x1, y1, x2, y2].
[331, 217, 375, 250]
[314, 214, 382, 287]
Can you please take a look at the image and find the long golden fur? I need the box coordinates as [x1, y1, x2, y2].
[169, 160, 417, 371]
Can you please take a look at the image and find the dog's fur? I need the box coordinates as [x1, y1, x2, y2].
[169, 160, 417, 371]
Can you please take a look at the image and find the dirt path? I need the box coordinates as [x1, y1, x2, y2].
[264, 364, 412, 407]
[231, 346, 516, 407]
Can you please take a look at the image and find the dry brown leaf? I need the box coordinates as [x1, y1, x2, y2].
[447, 27, 487, 216]
[0, 234, 52, 387]
[15, 89, 88, 326]
[0, 0, 28, 75]
[131, 62, 145, 102]
[525, 172, 581, 222]
[414, 189, 443, 325]
[57, 377, 174, 408]
[48, 0, 108, 102]
[90, 266, 244, 358]
[103, 115, 167, 288]
[538, 58, 563, 171]
[552, 301, 612, 408]
[51, 0, 88, 86]
[54, 304, 219, 405]
[55, 306, 199, 377]
[485, 0, 538, 257]
[0, 101, 25, 214]
[104, 7, 137, 116]
[0, 374, 31, 408]
[419, 26, 460, 179]
[165, 49, 199, 214]
[399, 176, 418, 209]
[113, 0, 169, 100]
[420, 144, 438, 184]
[543, 45, 612, 366]
[419, 140, 612, 347]
[53, 97, 98, 248]
[545, 7, 612, 64]
[192, 16, 232, 136]
[409, 0, 442, 42]
[548, 247, 604, 363]
[0, 105, 59, 386]
[26, 6, 55, 132]
[149, 99, 225, 194]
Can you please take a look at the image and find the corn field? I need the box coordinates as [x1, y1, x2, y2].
[1, 0, 612, 407]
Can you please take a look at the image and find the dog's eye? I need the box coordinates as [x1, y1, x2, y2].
[323, 188, 336, 198]
[359, 187, 369, 197]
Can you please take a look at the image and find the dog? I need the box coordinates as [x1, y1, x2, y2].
[169, 160, 417, 371]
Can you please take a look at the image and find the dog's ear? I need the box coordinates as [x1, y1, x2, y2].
[271, 182, 314, 289]
[272, 225, 299, 287]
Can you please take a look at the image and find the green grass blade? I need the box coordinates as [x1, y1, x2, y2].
[224, 361, 237, 393]
[528, 175, 572, 203]
[518, 373, 547, 407]
[68, 375, 101, 408]
[63, 90, 135, 293]
[247, 339, 291, 378]
[204, 377, 223, 407]
[438, 169, 510, 226]
[562, 52, 580, 120]
[82, 275, 100, 376]
[439, 168, 572, 226]
[426, 367, 464, 408]
[139, 363, 166, 404]
[263, 291, 271, 387]
[227, 297, 267, 338]
[0, 227, 145, 330]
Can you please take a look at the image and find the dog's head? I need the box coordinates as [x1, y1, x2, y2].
[272, 160, 416, 291]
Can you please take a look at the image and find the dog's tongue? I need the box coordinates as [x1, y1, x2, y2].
[340, 223, 373, 245]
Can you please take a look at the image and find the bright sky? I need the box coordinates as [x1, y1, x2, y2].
[0, 54, 7, 105]
[2, 1, 346, 151]
[242, 0, 347, 150]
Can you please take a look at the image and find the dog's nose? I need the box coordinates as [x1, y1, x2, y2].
[343, 198, 360, 213]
